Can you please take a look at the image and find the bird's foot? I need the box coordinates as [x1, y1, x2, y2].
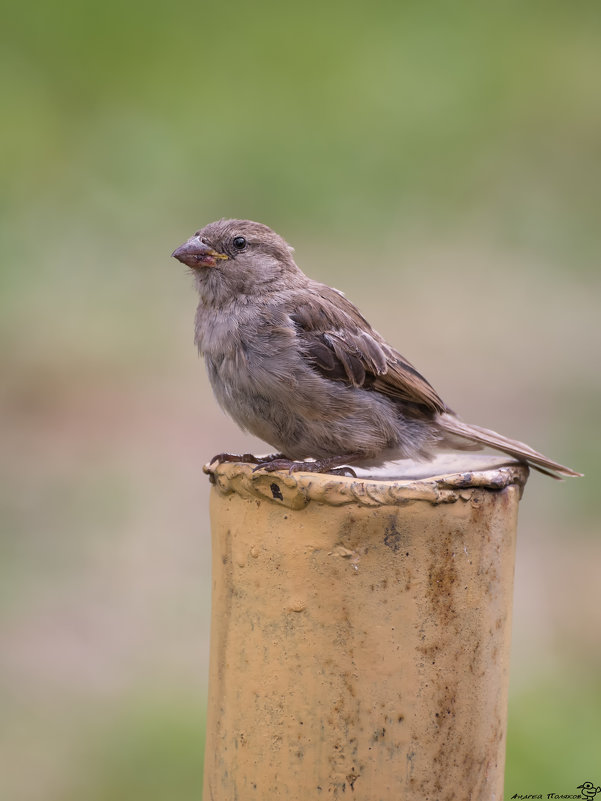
[253, 456, 358, 478]
[209, 452, 285, 467]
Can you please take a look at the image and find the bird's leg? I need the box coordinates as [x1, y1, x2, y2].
[253, 454, 360, 478]
[209, 452, 285, 466]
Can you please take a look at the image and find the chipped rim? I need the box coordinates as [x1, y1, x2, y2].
[203, 461, 529, 510]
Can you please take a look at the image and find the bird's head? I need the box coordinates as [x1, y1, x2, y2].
[172, 219, 299, 304]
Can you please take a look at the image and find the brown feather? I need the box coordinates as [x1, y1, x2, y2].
[438, 414, 582, 478]
[291, 284, 448, 414]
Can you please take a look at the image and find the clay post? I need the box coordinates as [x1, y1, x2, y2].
[202, 461, 528, 801]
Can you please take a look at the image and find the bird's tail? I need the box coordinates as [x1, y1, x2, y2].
[437, 413, 582, 479]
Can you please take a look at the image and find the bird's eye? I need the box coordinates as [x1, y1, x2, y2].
[232, 236, 247, 251]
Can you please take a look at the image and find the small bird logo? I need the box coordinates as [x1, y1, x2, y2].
[577, 781, 601, 799]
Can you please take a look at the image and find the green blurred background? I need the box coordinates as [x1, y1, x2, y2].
[1, 1, 600, 798]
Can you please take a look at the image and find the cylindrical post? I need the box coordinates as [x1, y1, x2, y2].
[202, 461, 528, 801]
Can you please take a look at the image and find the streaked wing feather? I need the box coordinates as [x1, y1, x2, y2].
[290, 284, 447, 414]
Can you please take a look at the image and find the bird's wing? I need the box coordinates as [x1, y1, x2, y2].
[289, 283, 448, 414]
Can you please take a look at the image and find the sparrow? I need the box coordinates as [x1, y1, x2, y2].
[172, 219, 581, 479]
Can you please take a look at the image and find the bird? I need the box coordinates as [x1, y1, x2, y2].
[172, 218, 581, 479]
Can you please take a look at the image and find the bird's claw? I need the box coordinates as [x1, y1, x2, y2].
[252, 459, 296, 473]
[209, 452, 285, 466]
[210, 452, 261, 466]
[253, 459, 356, 477]
[209, 452, 357, 477]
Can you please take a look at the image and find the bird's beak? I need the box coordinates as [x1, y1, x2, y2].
[171, 236, 228, 269]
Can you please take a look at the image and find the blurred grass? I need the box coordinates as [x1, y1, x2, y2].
[2, 1, 601, 255]
[1, 0, 600, 798]
[64, 697, 206, 801]
[506, 673, 601, 794]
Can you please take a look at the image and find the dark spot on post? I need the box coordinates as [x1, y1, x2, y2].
[384, 520, 403, 552]
[270, 482, 284, 501]
[347, 771, 359, 791]
[372, 727, 386, 741]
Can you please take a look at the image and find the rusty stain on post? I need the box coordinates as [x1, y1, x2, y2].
[202, 462, 528, 801]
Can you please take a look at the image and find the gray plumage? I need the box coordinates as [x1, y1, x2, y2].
[172, 219, 580, 478]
